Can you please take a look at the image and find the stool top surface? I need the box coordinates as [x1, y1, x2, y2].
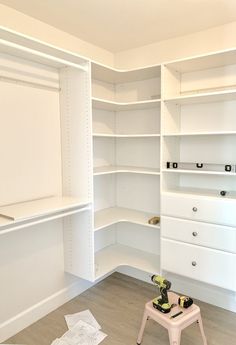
[146, 291, 200, 325]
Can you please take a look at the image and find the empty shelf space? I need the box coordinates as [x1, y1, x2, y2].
[92, 97, 161, 111]
[95, 244, 160, 280]
[164, 89, 236, 105]
[94, 207, 160, 231]
[0, 196, 90, 234]
[93, 166, 160, 176]
[93, 133, 160, 138]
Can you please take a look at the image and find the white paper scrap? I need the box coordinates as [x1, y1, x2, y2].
[60, 320, 107, 345]
[65, 309, 101, 330]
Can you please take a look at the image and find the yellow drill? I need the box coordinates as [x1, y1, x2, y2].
[151, 275, 172, 313]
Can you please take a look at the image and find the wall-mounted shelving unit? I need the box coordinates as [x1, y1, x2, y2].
[92, 62, 161, 279]
[161, 49, 236, 291]
[0, 29, 94, 281]
[2, 27, 236, 294]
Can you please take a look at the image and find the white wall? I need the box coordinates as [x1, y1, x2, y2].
[115, 21, 236, 69]
[0, 3, 114, 66]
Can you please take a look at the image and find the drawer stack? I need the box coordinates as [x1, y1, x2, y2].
[161, 192, 236, 291]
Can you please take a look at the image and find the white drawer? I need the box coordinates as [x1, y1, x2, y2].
[161, 239, 236, 291]
[162, 193, 236, 227]
[162, 216, 236, 253]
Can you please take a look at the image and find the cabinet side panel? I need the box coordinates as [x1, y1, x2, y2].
[60, 65, 94, 281]
[63, 210, 94, 281]
[60, 65, 93, 202]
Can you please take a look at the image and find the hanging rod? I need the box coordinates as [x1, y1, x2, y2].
[0, 75, 61, 92]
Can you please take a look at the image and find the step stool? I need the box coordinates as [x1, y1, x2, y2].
[137, 292, 207, 345]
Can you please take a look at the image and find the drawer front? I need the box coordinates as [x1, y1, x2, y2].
[161, 239, 236, 291]
[162, 193, 236, 227]
[162, 216, 236, 253]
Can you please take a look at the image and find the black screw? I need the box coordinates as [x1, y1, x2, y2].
[220, 190, 227, 196]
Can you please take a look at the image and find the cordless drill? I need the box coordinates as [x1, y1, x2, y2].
[151, 275, 172, 313]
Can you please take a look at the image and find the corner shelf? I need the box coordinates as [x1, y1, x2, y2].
[92, 97, 161, 111]
[92, 62, 161, 83]
[0, 197, 90, 235]
[94, 207, 160, 231]
[93, 133, 160, 138]
[94, 166, 160, 176]
[95, 244, 160, 280]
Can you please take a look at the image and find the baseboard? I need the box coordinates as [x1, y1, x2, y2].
[117, 266, 236, 313]
[0, 279, 93, 343]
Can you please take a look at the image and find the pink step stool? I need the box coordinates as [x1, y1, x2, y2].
[137, 292, 207, 345]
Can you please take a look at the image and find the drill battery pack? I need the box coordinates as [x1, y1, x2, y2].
[152, 297, 171, 313]
[178, 295, 193, 308]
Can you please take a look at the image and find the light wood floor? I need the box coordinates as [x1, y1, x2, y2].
[6, 272, 236, 345]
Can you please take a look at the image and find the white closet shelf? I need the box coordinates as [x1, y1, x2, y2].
[166, 49, 236, 73]
[164, 89, 236, 105]
[92, 97, 161, 111]
[95, 244, 160, 280]
[0, 38, 87, 71]
[93, 133, 160, 138]
[162, 169, 236, 176]
[94, 207, 160, 231]
[93, 166, 160, 176]
[92, 62, 161, 83]
[163, 131, 236, 137]
[163, 188, 236, 200]
[0, 196, 90, 235]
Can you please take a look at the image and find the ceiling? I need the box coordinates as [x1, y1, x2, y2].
[1, 0, 236, 53]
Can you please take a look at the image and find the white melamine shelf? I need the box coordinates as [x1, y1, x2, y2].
[92, 97, 160, 111]
[94, 207, 160, 231]
[0, 197, 90, 235]
[166, 49, 236, 73]
[164, 89, 236, 105]
[93, 133, 160, 138]
[163, 131, 236, 137]
[92, 62, 161, 83]
[94, 166, 160, 176]
[162, 169, 236, 176]
[95, 244, 160, 280]
[163, 188, 236, 200]
[0, 38, 87, 71]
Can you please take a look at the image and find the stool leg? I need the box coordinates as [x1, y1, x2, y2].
[137, 309, 149, 345]
[197, 316, 207, 345]
[168, 328, 181, 345]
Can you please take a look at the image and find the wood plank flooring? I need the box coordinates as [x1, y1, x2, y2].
[6, 272, 236, 345]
